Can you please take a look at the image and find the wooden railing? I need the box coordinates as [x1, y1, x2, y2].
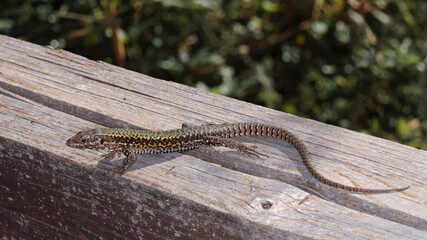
[0, 34, 425, 239]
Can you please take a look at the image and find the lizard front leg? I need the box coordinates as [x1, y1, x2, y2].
[105, 148, 137, 177]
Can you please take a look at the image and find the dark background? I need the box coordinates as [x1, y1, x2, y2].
[1, 0, 425, 149]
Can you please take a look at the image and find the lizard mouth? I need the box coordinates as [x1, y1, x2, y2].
[66, 138, 84, 148]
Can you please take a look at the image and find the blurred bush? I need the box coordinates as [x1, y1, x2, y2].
[1, 0, 425, 149]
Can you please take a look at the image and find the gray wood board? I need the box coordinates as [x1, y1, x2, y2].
[0, 34, 426, 239]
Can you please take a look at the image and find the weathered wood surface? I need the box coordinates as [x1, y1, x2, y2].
[0, 34, 426, 239]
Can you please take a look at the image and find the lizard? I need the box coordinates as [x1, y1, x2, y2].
[66, 122, 410, 193]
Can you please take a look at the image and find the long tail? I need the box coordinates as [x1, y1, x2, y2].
[231, 123, 410, 193]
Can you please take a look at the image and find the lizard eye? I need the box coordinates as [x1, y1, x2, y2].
[100, 139, 104, 145]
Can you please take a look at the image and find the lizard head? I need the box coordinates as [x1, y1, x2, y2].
[66, 129, 106, 149]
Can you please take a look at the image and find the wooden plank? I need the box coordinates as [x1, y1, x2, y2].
[0, 34, 426, 239]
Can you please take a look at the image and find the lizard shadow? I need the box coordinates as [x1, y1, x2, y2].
[96, 151, 184, 174]
[183, 136, 369, 196]
[184, 136, 313, 189]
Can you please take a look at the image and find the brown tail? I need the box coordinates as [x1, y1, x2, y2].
[245, 123, 410, 193]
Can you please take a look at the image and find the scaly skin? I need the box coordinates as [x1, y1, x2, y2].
[66, 122, 410, 193]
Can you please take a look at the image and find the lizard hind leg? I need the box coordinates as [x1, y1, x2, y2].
[204, 136, 268, 158]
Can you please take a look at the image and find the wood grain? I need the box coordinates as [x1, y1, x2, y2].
[0, 34, 426, 239]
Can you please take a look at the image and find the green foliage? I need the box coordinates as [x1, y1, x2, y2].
[1, 0, 425, 149]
